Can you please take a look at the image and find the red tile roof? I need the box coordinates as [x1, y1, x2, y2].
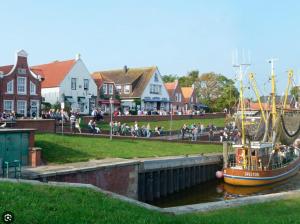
[164, 81, 177, 96]
[0, 65, 14, 74]
[181, 87, 194, 103]
[31, 59, 76, 88]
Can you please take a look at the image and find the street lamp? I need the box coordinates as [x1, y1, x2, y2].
[169, 103, 173, 139]
[110, 97, 113, 141]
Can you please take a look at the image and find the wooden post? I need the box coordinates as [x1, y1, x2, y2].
[223, 141, 229, 168]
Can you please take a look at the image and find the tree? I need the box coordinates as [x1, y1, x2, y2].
[196, 72, 239, 112]
[179, 70, 199, 87]
[290, 86, 300, 99]
[162, 74, 178, 83]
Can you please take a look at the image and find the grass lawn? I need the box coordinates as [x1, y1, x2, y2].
[36, 134, 222, 164]
[88, 117, 225, 131]
[1, 181, 300, 224]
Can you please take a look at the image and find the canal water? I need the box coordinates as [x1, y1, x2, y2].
[150, 172, 300, 208]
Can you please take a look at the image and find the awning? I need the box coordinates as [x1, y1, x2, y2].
[143, 98, 170, 103]
[194, 103, 209, 109]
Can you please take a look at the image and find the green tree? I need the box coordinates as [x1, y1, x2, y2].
[196, 72, 239, 112]
[162, 74, 178, 83]
[290, 86, 300, 99]
[179, 70, 199, 87]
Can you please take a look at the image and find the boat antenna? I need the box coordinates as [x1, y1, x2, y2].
[232, 49, 251, 145]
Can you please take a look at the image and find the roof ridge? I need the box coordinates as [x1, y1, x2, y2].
[32, 59, 75, 67]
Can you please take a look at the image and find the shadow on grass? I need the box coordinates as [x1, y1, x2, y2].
[36, 140, 92, 164]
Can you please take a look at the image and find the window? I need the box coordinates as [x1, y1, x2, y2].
[116, 85, 121, 92]
[3, 100, 13, 113]
[71, 78, 77, 90]
[17, 77, 26, 94]
[30, 81, 36, 95]
[84, 79, 89, 90]
[102, 84, 108, 94]
[150, 84, 161, 94]
[18, 68, 26, 75]
[109, 84, 113, 95]
[6, 80, 13, 94]
[124, 85, 130, 94]
[17, 100, 27, 116]
[154, 73, 159, 82]
[191, 96, 193, 103]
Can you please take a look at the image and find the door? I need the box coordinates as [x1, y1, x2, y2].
[157, 102, 161, 110]
[4, 133, 21, 163]
[30, 100, 39, 117]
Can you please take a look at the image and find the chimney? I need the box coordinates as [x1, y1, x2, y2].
[75, 53, 81, 61]
[124, 65, 128, 73]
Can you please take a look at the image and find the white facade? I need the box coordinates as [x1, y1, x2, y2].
[42, 57, 97, 114]
[141, 69, 170, 111]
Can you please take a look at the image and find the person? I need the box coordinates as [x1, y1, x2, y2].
[70, 113, 76, 133]
[146, 123, 151, 138]
[75, 117, 81, 134]
[181, 124, 187, 140]
[88, 120, 95, 133]
[93, 121, 100, 134]
[208, 128, 214, 142]
[192, 125, 198, 141]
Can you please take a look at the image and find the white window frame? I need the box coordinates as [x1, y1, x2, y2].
[103, 84, 108, 94]
[124, 85, 130, 94]
[30, 81, 36, 95]
[116, 85, 121, 92]
[109, 84, 113, 95]
[6, 80, 14, 94]
[71, 78, 76, 90]
[3, 100, 14, 113]
[84, 79, 89, 90]
[17, 100, 27, 116]
[17, 77, 27, 94]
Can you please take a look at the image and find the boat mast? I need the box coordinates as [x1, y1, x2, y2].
[282, 70, 294, 115]
[239, 66, 246, 145]
[269, 58, 278, 128]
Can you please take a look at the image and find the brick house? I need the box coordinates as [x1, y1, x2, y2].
[182, 86, 197, 111]
[164, 80, 184, 113]
[91, 72, 120, 112]
[0, 50, 43, 117]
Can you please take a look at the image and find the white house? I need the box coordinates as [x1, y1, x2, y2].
[32, 54, 97, 114]
[92, 66, 170, 113]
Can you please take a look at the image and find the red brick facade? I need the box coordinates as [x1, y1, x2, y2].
[0, 50, 42, 117]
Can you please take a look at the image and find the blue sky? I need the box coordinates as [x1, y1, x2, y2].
[1, 0, 300, 96]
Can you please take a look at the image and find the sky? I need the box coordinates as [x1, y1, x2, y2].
[1, 0, 300, 97]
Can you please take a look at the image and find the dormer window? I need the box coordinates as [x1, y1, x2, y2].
[6, 80, 14, 94]
[30, 81, 36, 95]
[103, 84, 108, 94]
[108, 84, 114, 95]
[124, 85, 130, 94]
[116, 85, 121, 92]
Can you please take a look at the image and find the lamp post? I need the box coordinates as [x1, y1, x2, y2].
[169, 103, 173, 139]
[61, 102, 65, 135]
[110, 97, 113, 141]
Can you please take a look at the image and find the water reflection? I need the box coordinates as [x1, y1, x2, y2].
[150, 172, 300, 208]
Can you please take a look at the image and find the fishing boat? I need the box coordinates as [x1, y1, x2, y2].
[222, 59, 300, 186]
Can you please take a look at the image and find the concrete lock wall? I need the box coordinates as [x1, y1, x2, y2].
[138, 155, 222, 202]
[33, 155, 223, 201]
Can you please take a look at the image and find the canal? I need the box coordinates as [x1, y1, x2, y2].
[150, 172, 300, 208]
